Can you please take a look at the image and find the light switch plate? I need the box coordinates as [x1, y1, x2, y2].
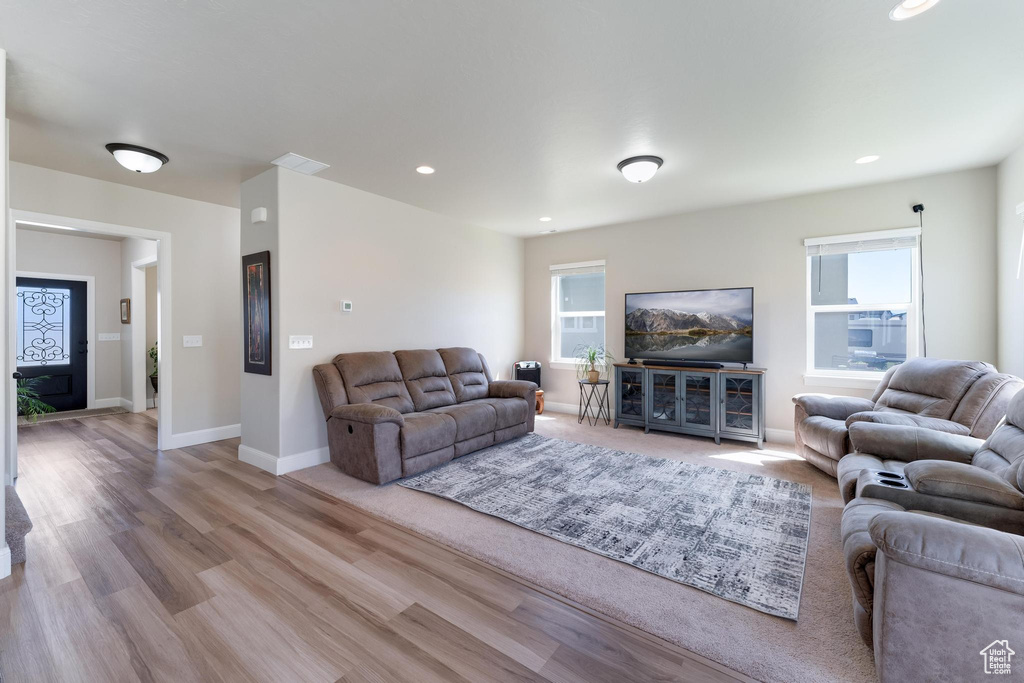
[183, 335, 203, 347]
[341, 301, 353, 312]
[289, 335, 313, 350]
[98, 333, 121, 341]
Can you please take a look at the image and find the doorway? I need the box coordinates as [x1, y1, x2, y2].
[14, 276, 88, 411]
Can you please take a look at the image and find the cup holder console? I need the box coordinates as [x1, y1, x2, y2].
[877, 479, 909, 489]
[876, 471, 905, 480]
[857, 468, 917, 503]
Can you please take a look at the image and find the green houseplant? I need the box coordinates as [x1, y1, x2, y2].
[574, 344, 615, 383]
[17, 377, 56, 422]
[148, 342, 158, 393]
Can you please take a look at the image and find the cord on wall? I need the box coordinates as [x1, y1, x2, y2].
[913, 203, 927, 357]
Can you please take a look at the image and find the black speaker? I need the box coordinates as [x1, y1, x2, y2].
[514, 361, 541, 388]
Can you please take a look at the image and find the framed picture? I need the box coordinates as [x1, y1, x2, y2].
[242, 250, 272, 375]
[120, 298, 131, 324]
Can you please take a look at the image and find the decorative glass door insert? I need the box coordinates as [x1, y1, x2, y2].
[16, 285, 72, 366]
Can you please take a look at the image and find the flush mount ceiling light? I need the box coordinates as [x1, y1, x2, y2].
[416, 165, 435, 174]
[855, 155, 881, 164]
[105, 143, 168, 173]
[539, 216, 552, 222]
[889, 0, 941, 21]
[617, 155, 663, 183]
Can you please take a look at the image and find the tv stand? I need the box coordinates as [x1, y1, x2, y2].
[642, 359, 722, 369]
[613, 363, 765, 448]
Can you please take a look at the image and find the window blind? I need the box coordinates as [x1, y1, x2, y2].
[550, 261, 605, 277]
[806, 234, 918, 257]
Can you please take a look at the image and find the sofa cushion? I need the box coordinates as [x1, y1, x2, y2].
[799, 415, 850, 463]
[466, 397, 529, 430]
[873, 358, 993, 419]
[401, 412, 457, 458]
[336, 351, 415, 413]
[395, 349, 457, 411]
[428, 402, 496, 441]
[439, 347, 490, 402]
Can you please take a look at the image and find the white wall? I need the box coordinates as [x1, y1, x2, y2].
[9, 162, 241, 436]
[1, 49, 10, 575]
[120, 237, 157, 412]
[239, 167, 524, 469]
[524, 167, 999, 435]
[15, 228, 122, 402]
[997, 141, 1024, 378]
[146, 265, 157, 405]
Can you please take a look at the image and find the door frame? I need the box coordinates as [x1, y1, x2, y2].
[15, 272, 97, 412]
[6, 211, 173, 481]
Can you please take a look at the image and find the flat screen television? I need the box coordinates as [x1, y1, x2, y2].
[625, 287, 753, 363]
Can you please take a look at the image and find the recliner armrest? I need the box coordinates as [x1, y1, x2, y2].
[845, 411, 971, 435]
[869, 511, 1024, 596]
[904, 460, 1024, 510]
[488, 380, 537, 400]
[792, 394, 875, 421]
[330, 403, 405, 426]
[848, 422, 981, 463]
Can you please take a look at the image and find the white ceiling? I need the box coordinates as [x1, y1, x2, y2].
[2, 1, 1024, 236]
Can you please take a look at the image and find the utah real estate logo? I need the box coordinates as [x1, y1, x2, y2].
[980, 640, 1014, 675]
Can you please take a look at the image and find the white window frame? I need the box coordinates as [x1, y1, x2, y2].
[550, 260, 606, 365]
[804, 228, 922, 388]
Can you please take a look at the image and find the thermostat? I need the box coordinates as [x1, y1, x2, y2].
[341, 301, 353, 312]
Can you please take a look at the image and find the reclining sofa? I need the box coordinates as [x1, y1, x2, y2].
[793, 358, 1021, 476]
[840, 387, 1024, 680]
[313, 347, 537, 484]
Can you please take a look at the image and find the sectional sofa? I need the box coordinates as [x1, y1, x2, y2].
[313, 347, 537, 484]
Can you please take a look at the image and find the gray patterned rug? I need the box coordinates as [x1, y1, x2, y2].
[400, 433, 812, 619]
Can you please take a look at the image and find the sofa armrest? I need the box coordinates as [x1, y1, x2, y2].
[904, 460, 1024, 510]
[845, 411, 971, 435]
[488, 380, 538, 400]
[330, 403, 405, 426]
[848, 422, 982, 463]
[792, 394, 875, 421]
[869, 511, 1024, 596]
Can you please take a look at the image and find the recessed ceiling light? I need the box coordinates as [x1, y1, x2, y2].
[105, 143, 168, 173]
[889, 0, 941, 21]
[539, 216, 552, 222]
[617, 156, 663, 183]
[416, 166, 435, 174]
[855, 155, 880, 164]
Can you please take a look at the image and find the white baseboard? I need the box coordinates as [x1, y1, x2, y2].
[94, 397, 127, 410]
[765, 428, 796, 445]
[237, 444, 330, 475]
[0, 546, 11, 580]
[543, 400, 796, 445]
[164, 424, 241, 450]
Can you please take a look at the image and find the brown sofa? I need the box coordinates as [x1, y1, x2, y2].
[793, 358, 1022, 477]
[313, 347, 537, 484]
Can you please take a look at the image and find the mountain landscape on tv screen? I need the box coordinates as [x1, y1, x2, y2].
[625, 308, 752, 336]
[624, 302, 753, 362]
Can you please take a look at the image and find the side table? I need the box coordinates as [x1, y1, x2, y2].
[578, 379, 610, 426]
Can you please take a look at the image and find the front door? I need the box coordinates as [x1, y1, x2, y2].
[15, 277, 88, 411]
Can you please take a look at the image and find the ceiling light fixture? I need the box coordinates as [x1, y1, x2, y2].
[539, 216, 552, 222]
[540, 229, 558, 234]
[855, 155, 880, 164]
[617, 155, 663, 183]
[889, 0, 941, 21]
[105, 143, 168, 173]
[416, 165, 435, 174]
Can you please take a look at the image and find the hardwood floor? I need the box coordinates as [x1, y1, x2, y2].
[2, 410, 749, 682]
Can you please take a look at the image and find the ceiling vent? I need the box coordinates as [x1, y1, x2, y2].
[271, 152, 330, 175]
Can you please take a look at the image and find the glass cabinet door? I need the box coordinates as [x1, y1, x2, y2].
[616, 366, 645, 422]
[720, 373, 759, 435]
[681, 372, 715, 432]
[647, 370, 679, 426]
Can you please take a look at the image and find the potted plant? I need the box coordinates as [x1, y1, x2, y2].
[574, 344, 615, 383]
[17, 377, 55, 422]
[148, 342, 158, 393]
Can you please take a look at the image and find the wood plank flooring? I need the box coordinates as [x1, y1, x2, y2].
[1, 410, 749, 682]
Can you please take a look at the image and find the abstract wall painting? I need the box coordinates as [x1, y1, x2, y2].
[242, 250, 272, 375]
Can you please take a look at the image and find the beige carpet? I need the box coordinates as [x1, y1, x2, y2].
[288, 412, 876, 683]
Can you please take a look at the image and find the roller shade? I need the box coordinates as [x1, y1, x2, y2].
[805, 229, 920, 257]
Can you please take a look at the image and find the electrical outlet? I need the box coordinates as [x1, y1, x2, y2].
[182, 335, 203, 347]
[98, 333, 121, 341]
[289, 335, 313, 350]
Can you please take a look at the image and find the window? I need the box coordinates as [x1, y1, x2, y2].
[805, 228, 921, 376]
[551, 260, 605, 363]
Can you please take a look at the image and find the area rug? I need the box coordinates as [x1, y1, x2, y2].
[399, 433, 812, 620]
